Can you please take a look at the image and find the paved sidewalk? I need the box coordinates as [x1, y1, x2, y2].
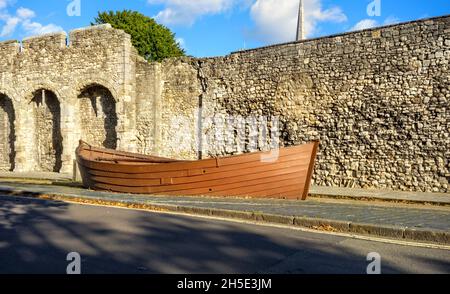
[1, 171, 449, 205]
[310, 186, 450, 205]
[0, 181, 448, 245]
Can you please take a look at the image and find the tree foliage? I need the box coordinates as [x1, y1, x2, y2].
[93, 10, 185, 62]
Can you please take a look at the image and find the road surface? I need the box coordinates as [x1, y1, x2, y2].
[0, 195, 449, 274]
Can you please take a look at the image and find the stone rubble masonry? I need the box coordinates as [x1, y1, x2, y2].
[0, 16, 449, 193]
[0, 24, 138, 174]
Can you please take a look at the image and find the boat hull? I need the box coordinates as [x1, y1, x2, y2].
[76, 141, 319, 200]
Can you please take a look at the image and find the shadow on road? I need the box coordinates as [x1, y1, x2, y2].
[0, 195, 446, 274]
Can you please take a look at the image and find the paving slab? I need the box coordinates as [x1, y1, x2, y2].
[310, 185, 450, 205]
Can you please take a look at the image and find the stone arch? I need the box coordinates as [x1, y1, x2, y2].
[77, 84, 118, 149]
[75, 78, 120, 102]
[24, 83, 65, 103]
[0, 93, 16, 171]
[0, 87, 19, 103]
[31, 89, 63, 172]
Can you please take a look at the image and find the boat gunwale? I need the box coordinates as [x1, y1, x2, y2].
[77, 140, 182, 163]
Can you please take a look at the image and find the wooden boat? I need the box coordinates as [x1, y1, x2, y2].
[75, 140, 319, 200]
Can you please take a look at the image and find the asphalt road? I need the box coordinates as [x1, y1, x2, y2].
[0, 195, 449, 274]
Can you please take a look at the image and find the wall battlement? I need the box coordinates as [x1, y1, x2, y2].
[22, 32, 67, 50]
[0, 24, 128, 54]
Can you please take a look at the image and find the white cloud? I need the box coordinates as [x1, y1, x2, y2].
[350, 16, 401, 32]
[0, 6, 62, 38]
[148, 0, 243, 26]
[148, 0, 346, 43]
[16, 7, 35, 19]
[0, 16, 19, 36]
[350, 18, 378, 31]
[0, 0, 11, 20]
[22, 20, 63, 36]
[249, 0, 347, 44]
[0, 0, 11, 10]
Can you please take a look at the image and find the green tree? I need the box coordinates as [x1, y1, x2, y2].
[93, 10, 185, 62]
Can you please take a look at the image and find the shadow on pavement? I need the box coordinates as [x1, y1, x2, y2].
[0, 195, 444, 274]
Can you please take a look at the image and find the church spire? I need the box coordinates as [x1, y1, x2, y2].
[296, 0, 305, 41]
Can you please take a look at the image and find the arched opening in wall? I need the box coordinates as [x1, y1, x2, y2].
[78, 85, 118, 149]
[0, 94, 16, 171]
[31, 89, 63, 172]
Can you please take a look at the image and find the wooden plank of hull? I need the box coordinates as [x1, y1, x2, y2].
[85, 153, 311, 183]
[76, 141, 319, 200]
[91, 177, 307, 199]
[90, 170, 307, 196]
[87, 169, 190, 179]
[90, 164, 309, 190]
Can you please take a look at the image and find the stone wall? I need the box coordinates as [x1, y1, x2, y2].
[136, 57, 203, 159]
[0, 16, 449, 193]
[144, 16, 450, 193]
[0, 24, 138, 173]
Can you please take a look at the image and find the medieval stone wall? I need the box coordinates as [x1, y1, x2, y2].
[0, 24, 138, 173]
[136, 57, 203, 159]
[0, 16, 449, 193]
[146, 16, 450, 193]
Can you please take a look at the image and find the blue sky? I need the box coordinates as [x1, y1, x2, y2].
[0, 0, 449, 57]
